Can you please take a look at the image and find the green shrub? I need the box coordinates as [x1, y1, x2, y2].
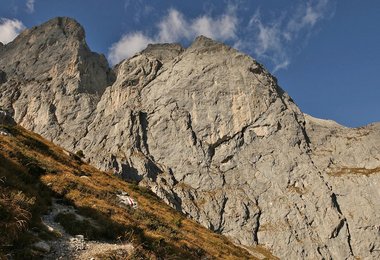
[75, 150, 85, 158]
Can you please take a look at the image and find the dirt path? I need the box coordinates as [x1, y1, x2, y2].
[41, 199, 133, 259]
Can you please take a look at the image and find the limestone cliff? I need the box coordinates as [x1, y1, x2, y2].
[1, 17, 379, 259]
[0, 17, 113, 149]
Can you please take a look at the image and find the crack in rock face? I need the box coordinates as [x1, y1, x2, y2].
[1, 18, 379, 259]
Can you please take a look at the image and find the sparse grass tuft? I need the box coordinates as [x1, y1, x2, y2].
[173, 216, 183, 228]
[0, 189, 35, 245]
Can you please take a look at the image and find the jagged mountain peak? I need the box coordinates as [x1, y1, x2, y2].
[140, 42, 184, 62]
[17, 17, 85, 44]
[5, 17, 86, 55]
[187, 35, 232, 54]
[127, 35, 237, 66]
[0, 17, 110, 91]
[0, 17, 113, 150]
[191, 35, 221, 47]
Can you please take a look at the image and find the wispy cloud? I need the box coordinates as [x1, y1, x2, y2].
[108, 7, 237, 65]
[124, 0, 153, 23]
[26, 0, 35, 13]
[108, 32, 153, 66]
[109, 0, 334, 71]
[240, 9, 289, 72]
[240, 0, 335, 72]
[157, 8, 237, 42]
[0, 18, 26, 44]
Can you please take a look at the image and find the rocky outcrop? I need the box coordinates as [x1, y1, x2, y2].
[79, 36, 376, 259]
[1, 18, 379, 259]
[305, 115, 380, 259]
[0, 17, 114, 149]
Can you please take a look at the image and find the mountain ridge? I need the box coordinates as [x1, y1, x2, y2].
[1, 17, 379, 259]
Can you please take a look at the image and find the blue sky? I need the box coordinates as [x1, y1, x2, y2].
[0, 0, 379, 127]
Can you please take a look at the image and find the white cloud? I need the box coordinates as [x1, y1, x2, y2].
[108, 7, 237, 65]
[241, 0, 335, 72]
[157, 9, 190, 42]
[0, 18, 26, 44]
[108, 32, 154, 65]
[108, 1, 334, 71]
[157, 8, 237, 42]
[190, 13, 237, 41]
[286, 0, 332, 39]
[241, 10, 289, 73]
[249, 11, 282, 57]
[26, 0, 35, 13]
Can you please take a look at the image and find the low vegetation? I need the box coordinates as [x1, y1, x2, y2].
[0, 124, 274, 259]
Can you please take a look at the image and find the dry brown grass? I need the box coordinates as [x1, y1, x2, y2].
[329, 167, 380, 177]
[0, 124, 276, 259]
[0, 189, 35, 244]
[287, 185, 306, 195]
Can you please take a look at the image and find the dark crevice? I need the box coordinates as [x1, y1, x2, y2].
[144, 159, 162, 182]
[221, 155, 234, 164]
[275, 83, 311, 150]
[207, 125, 250, 163]
[207, 145, 216, 163]
[164, 187, 183, 212]
[130, 111, 150, 155]
[253, 206, 261, 244]
[0, 70, 7, 84]
[329, 192, 354, 256]
[316, 246, 329, 259]
[120, 162, 142, 182]
[301, 124, 311, 146]
[345, 220, 355, 256]
[130, 112, 141, 150]
[186, 113, 198, 146]
[139, 111, 150, 155]
[214, 196, 228, 233]
[126, 110, 163, 182]
[292, 111, 311, 147]
[330, 218, 345, 238]
[331, 193, 342, 214]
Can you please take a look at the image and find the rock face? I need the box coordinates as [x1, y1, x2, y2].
[0, 17, 114, 149]
[305, 115, 380, 258]
[1, 17, 379, 259]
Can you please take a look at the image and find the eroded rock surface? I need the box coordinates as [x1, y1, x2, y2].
[305, 115, 380, 259]
[0, 17, 114, 149]
[1, 17, 379, 259]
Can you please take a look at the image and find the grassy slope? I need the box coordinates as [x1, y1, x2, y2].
[0, 124, 277, 259]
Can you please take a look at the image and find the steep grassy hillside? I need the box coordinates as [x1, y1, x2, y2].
[0, 124, 276, 259]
